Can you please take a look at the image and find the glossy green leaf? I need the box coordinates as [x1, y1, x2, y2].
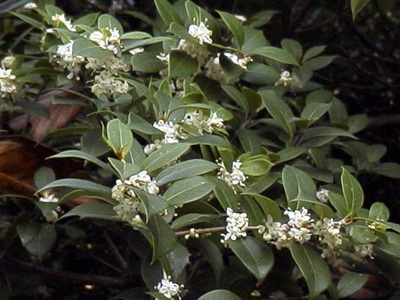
[38, 178, 111, 196]
[241, 27, 268, 53]
[300, 102, 331, 127]
[59, 203, 117, 221]
[17, 223, 57, 260]
[184, 135, 232, 149]
[81, 128, 110, 157]
[350, 225, 376, 243]
[192, 238, 224, 284]
[171, 213, 221, 230]
[237, 129, 262, 155]
[366, 144, 386, 163]
[259, 90, 295, 136]
[206, 176, 239, 210]
[369, 162, 400, 179]
[302, 56, 336, 71]
[241, 63, 280, 85]
[10, 12, 43, 29]
[228, 236, 273, 282]
[289, 242, 332, 299]
[328, 192, 348, 218]
[198, 289, 241, 300]
[219, 52, 244, 82]
[106, 119, 133, 159]
[299, 127, 356, 148]
[131, 51, 167, 73]
[72, 38, 109, 58]
[274, 147, 307, 164]
[302, 45, 326, 62]
[282, 166, 316, 209]
[242, 193, 281, 220]
[167, 22, 197, 43]
[141, 143, 191, 173]
[121, 31, 152, 39]
[147, 214, 177, 261]
[351, 0, 371, 20]
[281, 39, 303, 60]
[156, 159, 218, 186]
[347, 114, 369, 133]
[168, 50, 199, 78]
[167, 243, 190, 281]
[127, 112, 161, 135]
[241, 155, 273, 176]
[217, 10, 244, 47]
[164, 176, 214, 206]
[98, 14, 123, 32]
[369, 202, 390, 221]
[155, 0, 183, 26]
[49, 150, 115, 174]
[341, 167, 364, 216]
[221, 85, 249, 113]
[337, 272, 369, 299]
[250, 46, 299, 66]
[34, 166, 56, 190]
[73, 12, 99, 26]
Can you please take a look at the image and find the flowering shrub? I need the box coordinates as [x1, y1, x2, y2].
[1, 0, 400, 299]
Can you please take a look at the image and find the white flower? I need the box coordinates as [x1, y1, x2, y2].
[1, 56, 15, 69]
[275, 70, 293, 86]
[205, 56, 228, 83]
[52, 14, 76, 32]
[156, 278, 181, 299]
[39, 194, 59, 203]
[260, 215, 291, 250]
[316, 188, 330, 203]
[234, 15, 247, 23]
[284, 207, 312, 228]
[153, 120, 181, 144]
[188, 22, 212, 45]
[91, 70, 129, 96]
[89, 28, 122, 55]
[353, 244, 374, 259]
[23, 2, 37, 9]
[0, 68, 17, 97]
[313, 217, 343, 258]
[223, 52, 252, 70]
[183, 111, 224, 134]
[52, 41, 85, 79]
[177, 39, 210, 66]
[156, 52, 169, 62]
[221, 207, 249, 242]
[125, 170, 159, 195]
[129, 48, 144, 55]
[86, 56, 130, 74]
[217, 160, 246, 189]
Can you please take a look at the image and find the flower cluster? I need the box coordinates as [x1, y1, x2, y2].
[183, 110, 224, 134]
[89, 28, 122, 55]
[144, 120, 184, 155]
[39, 193, 59, 203]
[260, 208, 313, 250]
[112, 171, 158, 224]
[156, 277, 181, 299]
[221, 207, 249, 243]
[275, 70, 293, 86]
[353, 243, 374, 260]
[217, 160, 246, 190]
[313, 217, 343, 259]
[0, 61, 17, 98]
[52, 14, 76, 32]
[52, 41, 85, 80]
[316, 188, 330, 203]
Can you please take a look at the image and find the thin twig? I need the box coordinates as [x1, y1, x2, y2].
[174, 225, 262, 237]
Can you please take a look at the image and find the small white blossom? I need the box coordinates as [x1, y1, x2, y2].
[177, 39, 210, 66]
[353, 244, 374, 259]
[89, 28, 122, 55]
[313, 217, 343, 259]
[221, 207, 249, 242]
[217, 160, 246, 189]
[0, 68, 17, 97]
[1, 56, 15, 69]
[205, 55, 228, 83]
[23, 2, 37, 9]
[156, 278, 181, 299]
[39, 194, 59, 203]
[52, 14, 76, 32]
[86, 56, 130, 74]
[275, 70, 293, 86]
[129, 48, 144, 55]
[234, 15, 247, 22]
[153, 120, 182, 144]
[223, 52, 252, 70]
[156, 52, 169, 62]
[188, 22, 212, 45]
[183, 111, 224, 134]
[52, 41, 85, 79]
[316, 188, 330, 203]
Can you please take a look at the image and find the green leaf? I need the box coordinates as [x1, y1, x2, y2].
[59, 203, 117, 221]
[192, 239, 224, 285]
[241, 155, 274, 177]
[217, 10, 244, 47]
[350, 225, 376, 244]
[155, 0, 183, 26]
[73, 12, 99, 26]
[348, 114, 369, 133]
[367, 145, 387, 163]
[282, 165, 316, 209]
[302, 56, 336, 71]
[156, 159, 218, 186]
[274, 147, 307, 164]
[168, 50, 199, 78]
[121, 31, 152, 39]
[125, 136, 146, 166]
[131, 51, 167, 73]
[147, 214, 177, 261]
[106, 119, 133, 159]
[219, 53, 244, 82]
[221, 85, 249, 114]
[49, 150, 115, 174]
[167, 243, 190, 281]
[34, 167, 56, 190]
[171, 213, 221, 230]
[298, 127, 356, 148]
[329, 192, 348, 218]
[38, 179, 111, 197]
[281, 39, 303, 60]
[241, 63, 280, 85]
[250, 46, 299, 66]
[302, 45, 326, 62]
[259, 90, 295, 136]
[134, 189, 168, 221]
[351, 0, 371, 21]
[241, 27, 268, 53]
[184, 135, 232, 149]
[17, 223, 57, 260]
[167, 22, 197, 43]
[369, 202, 390, 221]
[300, 102, 331, 128]
[98, 14, 123, 32]
[164, 176, 214, 206]
[341, 167, 364, 216]
[242, 192, 281, 221]
[228, 236, 273, 282]
[81, 128, 110, 157]
[237, 129, 262, 155]
[108, 158, 141, 179]
[127, 112, 161, 135]
[141, 143, 191, 173]
[369, 162, 400, 179]
[206, 176, 239, 210]
[198, 289, 241, 300]
[72, 38, 110, 58]
[337, 272, 369, 299]
[10, 12, 43, 29]
[289, 242, 332, 299]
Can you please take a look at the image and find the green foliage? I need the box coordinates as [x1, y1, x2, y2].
[1, 0, 400, 299]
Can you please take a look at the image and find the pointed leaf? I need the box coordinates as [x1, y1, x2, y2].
[250, 46, 299, 66]
[217, 10, 244, 47]
[341, 167, 364, 216]
[337, 272, 368, 298]
[59, 203, 117, 221]
[168, 50, 199, 78]
[155, 0, 183, 26]
[282, 166, 316, 209]
[98, 14, 123, 33]
[147, 214, 177, 261]
[198, 289, 241, 300]
[72, 38, 110, 58]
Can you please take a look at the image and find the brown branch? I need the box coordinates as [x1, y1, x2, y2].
[2, 257, 135, 288]
[175, 226, 262, 237]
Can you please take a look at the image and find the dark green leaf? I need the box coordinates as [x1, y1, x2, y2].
[72, 38, 110, 58]
[171, 213, 221, 230]
[302, 45, 326, 62]
[39, 178, 111, 196]
[59, 203, 117, 221]
[155, 0, 183, 26]
[98, 14, 123, 32]
[369, 162, 400, 179]
[282, 166, 316, 209]
[351, 0, 371, 20]
[141, 143, 190, 173]
[341, 168, 364, 216]
[198, 289, 241, 300]
[217, 10, 244, 47]
[147, 214, 177, 261]
[184, 135, 232, 149]
[192, 239, 224, 285]
[302, 56, 336, 71]
[369, 202, 390, 221]
[221, 85, 249, 113]
[250, 46, 299, 66]
[168, 50, 199, 78]
[337, 272, 369, 299]
[206, 176, 239, 210]
[106, 119, 133, 159]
